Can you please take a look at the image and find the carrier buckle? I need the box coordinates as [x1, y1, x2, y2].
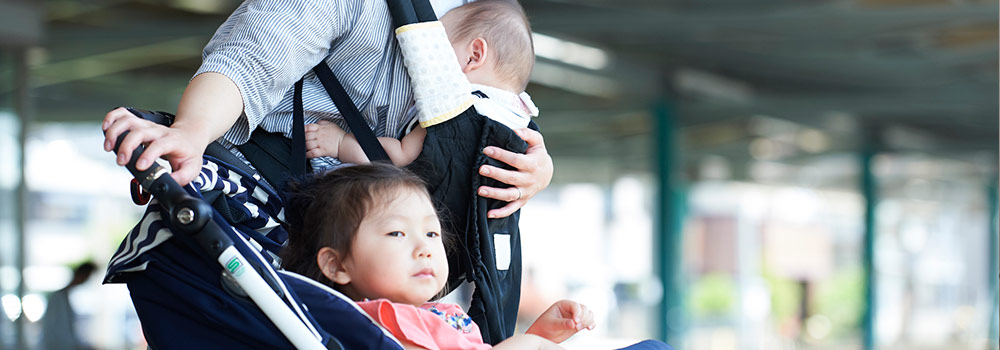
[130, 178, 151, 205]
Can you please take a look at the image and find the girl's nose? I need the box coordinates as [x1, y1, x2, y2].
[414, 238, 432, 258]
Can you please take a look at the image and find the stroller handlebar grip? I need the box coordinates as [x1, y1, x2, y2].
[109, 131, 203, 232]
[112, 130, 169, 190]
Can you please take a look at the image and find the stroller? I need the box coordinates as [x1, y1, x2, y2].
[104, 0, 673, 348]
[104, 0, 527, 348]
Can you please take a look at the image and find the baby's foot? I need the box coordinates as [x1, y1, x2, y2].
[305, 120, 347, 158]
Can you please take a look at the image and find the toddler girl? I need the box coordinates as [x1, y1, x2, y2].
[280, 163, 593, 349]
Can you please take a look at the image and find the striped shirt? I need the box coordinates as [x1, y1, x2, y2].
[196, 0, 468, 170]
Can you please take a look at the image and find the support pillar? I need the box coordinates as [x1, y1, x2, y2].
[654, 101, 684, 345]
[13, 47, 30, 350]
[860, 145, 877, 350]
[987, 175, 998, 344]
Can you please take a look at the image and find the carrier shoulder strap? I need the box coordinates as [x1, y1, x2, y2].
[242, 62, 389, 189]
[291, 80, 307, 176]
[308, 63, 391, 163]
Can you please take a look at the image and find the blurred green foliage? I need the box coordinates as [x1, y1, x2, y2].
[814, 266, 864, 338]
[689, 273, 736, 317]
[763, 269, 802, 321]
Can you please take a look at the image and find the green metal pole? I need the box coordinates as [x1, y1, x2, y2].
[860, 146, 877, 350]
[988, 175, 998, 344]
[654, 101, 684, 346]
[14, 46, 30, 350]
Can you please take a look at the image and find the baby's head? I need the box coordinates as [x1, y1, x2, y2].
[280, 163, 450, 306]
[441, 0, 534, 92]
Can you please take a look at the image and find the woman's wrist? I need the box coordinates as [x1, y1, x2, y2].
[169, 118, 218, 150]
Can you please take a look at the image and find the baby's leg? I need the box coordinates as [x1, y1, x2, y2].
[351, 126, 425, 166]
[306, 122, 424, 166]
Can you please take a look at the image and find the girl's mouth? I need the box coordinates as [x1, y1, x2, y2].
[413, 268, 435, 277]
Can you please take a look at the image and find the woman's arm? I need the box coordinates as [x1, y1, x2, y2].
[102, 72, 243, 185]
[103, 0, 346, 185]
[477, 128, 554, 218]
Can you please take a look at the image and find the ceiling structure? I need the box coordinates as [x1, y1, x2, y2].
[4, 0, 998, 186]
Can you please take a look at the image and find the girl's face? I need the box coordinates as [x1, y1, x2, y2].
[338, 188, 448, 306]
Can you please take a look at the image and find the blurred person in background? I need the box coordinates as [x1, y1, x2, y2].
[39, 261, 97, 350]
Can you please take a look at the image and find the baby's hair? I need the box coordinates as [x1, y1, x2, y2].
[445, 0, 534, 91]
[280, 163, 448, 290]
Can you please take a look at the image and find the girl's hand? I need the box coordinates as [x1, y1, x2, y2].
[102, 107, 208, 186]
[525, 300, 595, 343]
[477, 128, 553, 218]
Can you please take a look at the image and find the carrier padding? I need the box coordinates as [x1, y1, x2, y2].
[395, 21, 475, 128]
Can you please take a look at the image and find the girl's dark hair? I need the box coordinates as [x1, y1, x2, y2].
[279, 163, 447, 290]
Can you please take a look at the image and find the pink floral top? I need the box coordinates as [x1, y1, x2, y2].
[357, 299, 492, 350]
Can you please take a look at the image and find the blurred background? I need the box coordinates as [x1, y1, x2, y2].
[0, 0, 997, 349]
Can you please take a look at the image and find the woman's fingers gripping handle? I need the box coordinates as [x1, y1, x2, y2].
[101, 107, 202, 186]
[103, 108, 164, 169]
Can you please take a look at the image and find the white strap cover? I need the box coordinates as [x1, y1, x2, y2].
[396, 22, 476, 128]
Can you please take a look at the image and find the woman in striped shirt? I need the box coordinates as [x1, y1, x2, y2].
[100, 0, 551, 218]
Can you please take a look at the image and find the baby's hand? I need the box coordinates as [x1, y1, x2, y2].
[525, 300, 595, 343]
[305, 120, 346, 159]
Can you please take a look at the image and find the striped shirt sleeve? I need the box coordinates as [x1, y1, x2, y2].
[195, 0, 346, 145]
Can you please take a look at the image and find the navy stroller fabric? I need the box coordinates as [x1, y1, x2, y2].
[104, 157, 400, 349]
[407, 106, 533, 345]
[279, 271, 404, 350]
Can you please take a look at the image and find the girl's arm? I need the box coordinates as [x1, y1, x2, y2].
[401, 334, 563, 350]
[492, 334, 565, 350]
[525, 300, 595, 344]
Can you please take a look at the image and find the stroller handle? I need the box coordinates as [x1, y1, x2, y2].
[111, 131, 214, 236]
[110, 131, 330, 349]
[112, 131, 170, 191]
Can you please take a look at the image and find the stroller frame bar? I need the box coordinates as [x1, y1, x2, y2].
[218, 246, 325, 350]
[111, 131, 328, 349]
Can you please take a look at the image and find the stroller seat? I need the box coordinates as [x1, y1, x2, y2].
[105, 155, 403, 349]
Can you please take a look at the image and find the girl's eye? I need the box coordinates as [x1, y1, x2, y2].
[387, 231, 404, 237]
[426, 231, 440, 238]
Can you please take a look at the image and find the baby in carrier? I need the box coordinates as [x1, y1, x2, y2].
[280, 163, 593, 350]
[305, 1, 541, 342]
[303, 0, 537, 167]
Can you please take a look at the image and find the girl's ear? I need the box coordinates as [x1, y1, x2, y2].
[462, 37, 489, 73]
[317, 247, 351, 285]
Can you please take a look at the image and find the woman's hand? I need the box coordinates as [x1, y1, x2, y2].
[102, 73, 244, 186]
[477, 128, 553, 218]
[525, 300, 595, 344]
[102, 107, 210, 186]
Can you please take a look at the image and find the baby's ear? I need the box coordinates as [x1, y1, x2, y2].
[467, 37, 489, 68]
[317, 247, 351, 285]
